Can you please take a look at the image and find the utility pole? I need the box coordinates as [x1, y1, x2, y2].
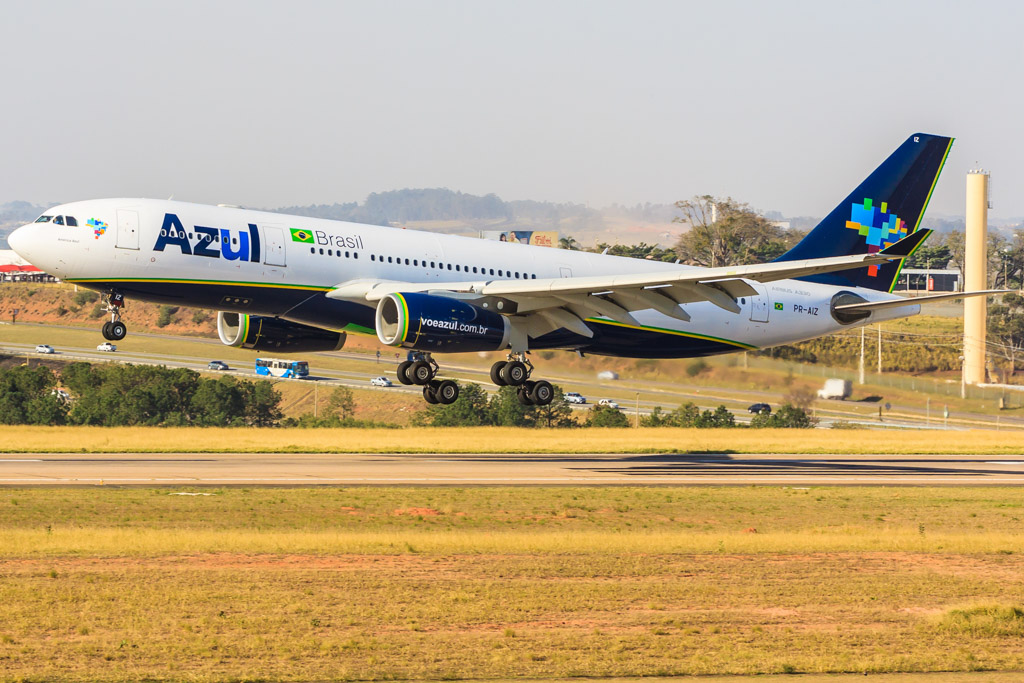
[635, 392, 640, 428]
[877, 325, 882, 374]
[314, 381, 319, 418]
[859, 327, 865, 384]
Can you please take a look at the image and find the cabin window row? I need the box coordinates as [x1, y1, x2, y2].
[309, 247, 537, 279]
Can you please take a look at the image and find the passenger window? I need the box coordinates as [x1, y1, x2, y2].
[328, 249, 333, 256]
[405, 258, 410, 265]
[388, 256, 392, 263]
[53, 216, 64, 226]
[65, 216, 78, 227]
[371, 254, 376, 261]
[447, 264, 452, 271]
[310, 247, 315, 254]
[489, 269, 494, 276]
[472, 267, 478, 274]
[354, 252, 358, 259]
[34, 215, 52, 223]
[455, 265, 460, 272]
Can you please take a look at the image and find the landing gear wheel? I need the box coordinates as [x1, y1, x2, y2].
[529, 380, 554, 406]
[101, 322, 114, 340]
[490, 361, 508, 386]
[422, 384, 439, 404]
[410, 360, 434, 385]
[501, 360, 528, 386]
[435, 380, 459, 405]
[517, 385, 535, 406]
[109, 321, 127, 341]
[396, 360, 415, 385]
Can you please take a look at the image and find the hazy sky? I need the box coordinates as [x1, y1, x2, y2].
[2, 0, 1022, 220]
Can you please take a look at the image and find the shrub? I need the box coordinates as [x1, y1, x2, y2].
[685, 359, 708, 377]
[750, 404, 815, 428]
[73, 290, 99, 307]
[156, 305, 176, 327]
[191, 309, 210, 324]
[585, 404, 631, 427]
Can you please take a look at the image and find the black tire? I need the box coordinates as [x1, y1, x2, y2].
[101, 322, 113, 340]
[529, 380, 554, 406]
[109, 321, 127, 340]
[422, 385, 439, 404]
[396, 360, 414, 385]
[410, 360, 433, 385]
[517, 386, 534, 406]
[490, 361, 507, 386]
[500, 360, 528, 386]
[436, 380, 459, 404]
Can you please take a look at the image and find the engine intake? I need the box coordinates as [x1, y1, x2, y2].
[217, 312, 346, 353]
[375, 292, 510, 352]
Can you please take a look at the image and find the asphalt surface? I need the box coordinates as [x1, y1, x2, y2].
[3, 452, 1024, 485]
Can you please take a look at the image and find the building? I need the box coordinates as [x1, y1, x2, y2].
[0, 249, 56, 282]
[894, 268, 960, 293]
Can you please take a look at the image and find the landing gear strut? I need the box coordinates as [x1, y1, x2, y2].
[490, 353, 554, 406]
[100, 292, 127, 341]
[396, 352, 460, 405]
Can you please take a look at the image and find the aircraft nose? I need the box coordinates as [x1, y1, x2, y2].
[7, 224, 33, 259]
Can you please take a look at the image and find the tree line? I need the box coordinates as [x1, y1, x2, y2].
[0, 363, 281, 426]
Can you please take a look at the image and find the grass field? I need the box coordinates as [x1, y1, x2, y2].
[4, 425, 1024, 454]
[1, 487, 1024, 682]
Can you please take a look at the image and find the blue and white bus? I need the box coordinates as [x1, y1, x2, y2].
[255, 358, 309, 379]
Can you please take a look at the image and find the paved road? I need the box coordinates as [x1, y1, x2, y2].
[3, 452, 1024, 485]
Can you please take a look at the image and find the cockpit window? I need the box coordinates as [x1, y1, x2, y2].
[65, 216, 78, 227]
[53, 216, 65, 226]
[34, 215, 52, 223]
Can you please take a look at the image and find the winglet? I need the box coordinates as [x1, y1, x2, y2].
[879, 228, 932, 259]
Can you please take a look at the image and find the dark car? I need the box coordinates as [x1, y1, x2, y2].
[208, 361, 229, 371]
[748, 403, 771, 415]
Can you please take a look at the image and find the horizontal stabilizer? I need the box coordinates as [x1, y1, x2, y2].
[879, 228, 932, 258]
[834, 289, 1009, 312]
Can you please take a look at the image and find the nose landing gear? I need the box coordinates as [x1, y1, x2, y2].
[396, 352, 461, 405]
[490, 353, 554, 406]
[100, 292, 127, 341]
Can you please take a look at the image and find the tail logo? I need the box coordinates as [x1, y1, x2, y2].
[845, 198, 908, 276]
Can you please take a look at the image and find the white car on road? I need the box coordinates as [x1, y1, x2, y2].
[598, 399, 620, 409]
[35, 344, 55, 354]
[96, 342, 117, 352]
[565, 392, 587, 404]
[370, 376, 393, 387]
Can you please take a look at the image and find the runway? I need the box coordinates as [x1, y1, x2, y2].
[2, 452, 1024, 485]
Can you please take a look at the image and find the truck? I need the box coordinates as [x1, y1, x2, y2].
[817, 378, 852, 400]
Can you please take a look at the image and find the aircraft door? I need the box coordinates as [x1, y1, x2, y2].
[115, 210, 139, 250]
[263, 227, 287, 266]
[749, 283, 770, 323]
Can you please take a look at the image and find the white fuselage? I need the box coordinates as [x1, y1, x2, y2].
[8, 198, 920, 357]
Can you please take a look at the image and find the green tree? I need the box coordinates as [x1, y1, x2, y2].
[0, 366, 66, 425]
[531, 386, 576, 428]
[989, 292, 1024, 378]
[488, 385, 534, 427]
[750, 404, 815, 428]
[190, 376, 245, 426]
[904, 243, 952, 270]
[585, 404, 630, 427]
[673, 195, 792, 267]
[326, 386, 356, 420]
[415, 382, 492, 426]
[241, 380, 283, 427]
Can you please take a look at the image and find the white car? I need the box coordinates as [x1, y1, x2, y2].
[370, 376, 393, 387]
[96, 342, 117, 352]
[565, 392, 587, 404]
[598, 399, 620, 409]
[35, 344, 55, 354]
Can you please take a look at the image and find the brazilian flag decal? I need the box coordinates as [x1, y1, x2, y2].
[290, 228, 314, 243]
[774, 302, 784, 310]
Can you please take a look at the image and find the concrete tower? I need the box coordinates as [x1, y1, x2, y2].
[964, 170, 989, 385]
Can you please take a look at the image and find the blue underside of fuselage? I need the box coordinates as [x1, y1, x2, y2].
[75, 280, 749, 360]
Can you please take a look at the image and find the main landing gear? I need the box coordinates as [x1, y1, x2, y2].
[396, 352, 461, 405]
[100, 292, 128, 341]
[490, 353, 554, 406]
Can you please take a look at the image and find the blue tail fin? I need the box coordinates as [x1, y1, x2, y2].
[775, 133, 953, 292]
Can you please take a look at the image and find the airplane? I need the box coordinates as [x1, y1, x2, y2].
[7, 133, 1000, 407]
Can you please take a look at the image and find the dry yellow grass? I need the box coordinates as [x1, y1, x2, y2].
[3, 425, 1024, 454]
[2, 527, 1022, 557]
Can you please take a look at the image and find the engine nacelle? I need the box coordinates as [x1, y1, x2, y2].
[375, 292, 510, 352]
[217, 312, 346, 353]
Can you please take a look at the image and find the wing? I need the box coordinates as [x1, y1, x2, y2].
[834, 289, 1008, 312]
[327, 230, 931, 339]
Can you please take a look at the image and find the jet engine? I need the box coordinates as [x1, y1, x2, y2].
[375, 292, 510, 352]
[217, 312, 346, 353]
